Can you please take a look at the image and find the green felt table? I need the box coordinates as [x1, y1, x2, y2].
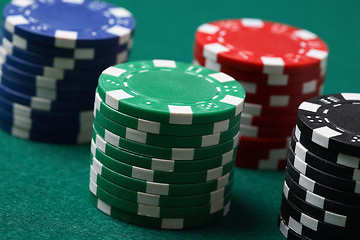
[0, 0, 359, 239]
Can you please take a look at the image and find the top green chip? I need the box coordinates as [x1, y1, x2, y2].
[97, 60, 246, 125]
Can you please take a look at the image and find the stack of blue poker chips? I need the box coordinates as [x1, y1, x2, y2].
[0, 0, 136, 144]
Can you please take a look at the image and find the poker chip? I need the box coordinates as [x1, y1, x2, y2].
[193, 18, 329, 170]
[89, 59, 244, 228]
[279, 93, 360, 239]
[0, 0, 136, 143]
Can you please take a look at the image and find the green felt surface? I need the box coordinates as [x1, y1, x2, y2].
[0, 0, 359, 239]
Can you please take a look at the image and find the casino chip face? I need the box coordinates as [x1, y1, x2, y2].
[3, 0, 136, 48]
[97, 60, 245, 125]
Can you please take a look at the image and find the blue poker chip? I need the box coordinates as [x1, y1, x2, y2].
[0, 47, 106, 79]
[0, 62, 99, 90]
[1, 37, 129, 70]
[0, 94, 93, 124]
[3, 0, 136, 48]
[1, 26, 132, 59]
[0, 118, 91, 144]
[0, 104, 92, 134]
[0, 83, 94, 112]
[0, 72, 96, 102]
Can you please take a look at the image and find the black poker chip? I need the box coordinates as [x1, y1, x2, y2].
[296, 93, 360, 157]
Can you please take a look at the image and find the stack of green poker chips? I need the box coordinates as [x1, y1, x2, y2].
[89, 59, 246, 229]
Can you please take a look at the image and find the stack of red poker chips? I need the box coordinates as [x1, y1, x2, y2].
[193, 18, 329, 170]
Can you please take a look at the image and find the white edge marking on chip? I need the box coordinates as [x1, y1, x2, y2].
[13, 34, 28, 49]
[95, 134, 106, 152]
[13, 102, 31, 118]
[203, 43, 229, 61]
[151, 158, 174, 172]
[74, 48, 94, 59]
[283, 181, 290, 198]
[238, 81, 256, 94]
[109, 7, 132, 17]
[62, 0, 84, 4]
[288, 217, 303, 235]
[104, 129, 120, 146]
[11, 0, 34, 8]
[11, 126, 29, 139]
[293, 155, 307, 174]
[197, 23, 220, 34]
[126, 127, 147, 144]
[219, 95, 244, 116]
[137, 192, 160, 206]
[171, 148, 194, 160]
[267, 74, 288, 86]
[294, 142, 308, 161]
[146, 182, 169, 195]
[217, 173, 230, 189]
[269, 95, 289, 106]
[210, 198, 224, 214]
[295, 125, 301, 141]
[137, 204, 160, 218]
[299, 174, 315, 191]
[261, 57, 285, 74]
[205, 58, 221, 71]
[137, 118, 160, 134]
[324, 211, 346, 227]
[153, 59, 176, 68]
[54, 30, 77, 48]
[5, 15, 29, 33]
[208, 72, 234, 83]
[241, 18, 264, 28]
[306, 49, 328, 60]
[107, 26, 131, 45]
[92, 157, 103, 175]
[213, 119, 229, 133]
[312, 126, 342, 148]
[279, 220, 289, 237]
[131, 166, 154, 182]
[341, 93, 360, 101]
[201, 133, 220, 147]
[302, 80, 317, 94]
[337, 153, 360, 169]
[168, 105, 193, 124]
[106, 89, 134, 109]
[97, 199, 111, 215]
[243, 103, 261, 116]
[305, 190, 325, 209]
[89, 177, 97, 196]
[206, 166, 222, 181]
[210, 187, 225, 202]
[300, 213, 318, 231]
[103, 66, 127, 77]
[294, 29, 317, 40]
[298, 101, 321, 112]
[222, 149, 234, 165]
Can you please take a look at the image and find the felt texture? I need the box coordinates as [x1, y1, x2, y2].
[0, 0, 359, 239]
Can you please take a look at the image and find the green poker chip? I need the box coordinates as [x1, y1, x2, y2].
[91, 146, 235, 184]
[93, 121, 240, 160]
[94, 108, 240, 148]
[90, 157, 235, 196]
[94, 92, 242, 137]
[89, 192, 231, 229]
[91, 139, 238, 173]
[97, 60, 245, 125]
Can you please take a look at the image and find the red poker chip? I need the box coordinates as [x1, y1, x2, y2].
[237, 145, 288, 159]
[244, 90, 321, 107]
[241, 113, 297, 128]
[240, 123, 293, 138]
[238, 135, 290, 149]
[193, 47, 325, 86]
[243, 102, 302, 117]
[195, 18, 328, 74]
[236, 150, 286, 170]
